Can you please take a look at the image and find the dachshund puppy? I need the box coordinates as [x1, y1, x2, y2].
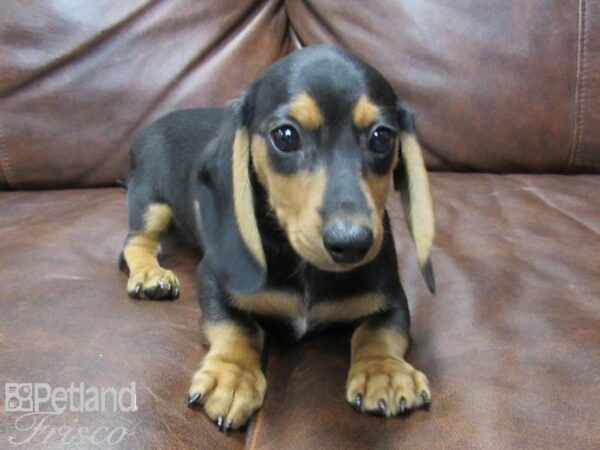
[120, 45, 435, 431]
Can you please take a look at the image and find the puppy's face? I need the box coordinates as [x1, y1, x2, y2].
[247, 47, 399, 272]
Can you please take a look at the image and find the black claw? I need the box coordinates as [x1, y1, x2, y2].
[133, 283, 142, 297]
[421, 391, 431, 406]
[377, 399, 387, 415]
[157, 280, 171, 298]
[217, 415, 224, 432]
[352, 394, 363, 411]
[224, 420, 233, 432]
[173, 286, 180, 298]
[144, 285, 159, 298]
[187, 393, 201, 407]
[399, 397, 407, 414]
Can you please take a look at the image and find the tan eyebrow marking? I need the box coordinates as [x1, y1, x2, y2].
[352, 95, 380, 128]
[288, 91, 324, 130]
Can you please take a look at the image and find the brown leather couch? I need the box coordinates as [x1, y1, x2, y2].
[1, 1, 599, 449]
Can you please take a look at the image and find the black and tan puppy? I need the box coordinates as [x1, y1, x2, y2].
[120, 45, 435, 431]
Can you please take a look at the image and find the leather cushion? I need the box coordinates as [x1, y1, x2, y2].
[1, 175, 598, 448]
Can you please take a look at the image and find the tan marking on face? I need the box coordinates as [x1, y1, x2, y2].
[352, 95, 380, 128]
[309, 293, 388, 322]
[232, 128, 266, 268]
[400, 132, 435, 268]
[251, 135, 338, 270]
[122, 204, 180, 298]
[347, 323, 431, 416]
[189, 322, 265, 429]
[289, 91, 324, 130]
[355, 139, 398, 263]
[232, 290, 304, 317]
[358, 173, 390, 263]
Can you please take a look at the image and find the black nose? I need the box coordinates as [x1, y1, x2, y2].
[322, 221, 373, 264]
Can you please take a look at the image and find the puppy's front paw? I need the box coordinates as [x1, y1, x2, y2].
[127, 267, 179, 299]
[346, 357, 430, 417]
[188, 355, 266, 431]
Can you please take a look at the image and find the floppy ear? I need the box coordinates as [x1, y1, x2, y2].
[195, 99, 266, 295]
[394, 102, 436, 293]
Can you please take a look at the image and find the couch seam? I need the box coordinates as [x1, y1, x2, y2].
[567, 0, 587, 172]
[0, 111, 15, 188]
[244, 336, 272, 450]
[283, 0, 305, 52]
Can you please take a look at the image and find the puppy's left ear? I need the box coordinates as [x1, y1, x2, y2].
[394, 101, 436, 293]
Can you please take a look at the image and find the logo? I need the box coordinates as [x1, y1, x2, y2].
[4, 384, 33, 412]
[4, 382, 137, 414]
[3, 382, 137, 447]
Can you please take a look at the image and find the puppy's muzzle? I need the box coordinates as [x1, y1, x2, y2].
[322, 220, 374, 264]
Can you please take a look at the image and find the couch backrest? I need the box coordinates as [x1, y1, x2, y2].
[1, 0, 598, 189]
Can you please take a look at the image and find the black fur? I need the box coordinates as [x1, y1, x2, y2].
[123, 45, 430, 342]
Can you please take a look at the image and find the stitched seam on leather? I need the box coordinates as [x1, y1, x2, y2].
[568, 0, 587, 172]
[575, 0, 589, 169]
[0, 112, 15, 188]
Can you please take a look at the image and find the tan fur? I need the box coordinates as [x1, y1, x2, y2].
[232, 290, 304, 317]
[346, 324, 430, 416]
[309, 293, 388, 322]
[251, 135, 338, 270]
[202, 322, 263, 360]
[289, 91, 324, 130]
[400, 133, 435, 268]
[189, 322, 265, 429]
[358, 173, 390, 263]
[352, 95, 380, 128]
[143, 203, 172, 235]
[356, 141, 398, 263]
[232, 129, 266, 268]
[123, 204, 179, 296]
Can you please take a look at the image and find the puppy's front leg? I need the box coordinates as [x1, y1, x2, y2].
[188, 319, 265, 431]
[188, 269, 265, 431]
[347, 310, 431, 416]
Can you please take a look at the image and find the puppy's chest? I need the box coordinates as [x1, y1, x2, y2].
[231, 282, 388, 341]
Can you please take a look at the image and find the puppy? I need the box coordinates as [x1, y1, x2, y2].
[120, 45, 435, 431]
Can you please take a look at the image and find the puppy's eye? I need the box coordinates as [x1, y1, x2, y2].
[270, 126, 301, 153]
[369, 128, 396, 154]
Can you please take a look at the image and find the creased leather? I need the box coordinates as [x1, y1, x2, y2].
[1, 175, 597, 449]
[2, 1, 600, 189]
[286, 0, 596, 173]
[0, 188, 244, 450]
[0, 0, 288, 189]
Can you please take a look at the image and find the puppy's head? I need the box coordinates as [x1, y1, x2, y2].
[197, 46, 435, 295]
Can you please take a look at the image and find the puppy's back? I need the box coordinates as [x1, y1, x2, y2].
[129, 108, 224, 177]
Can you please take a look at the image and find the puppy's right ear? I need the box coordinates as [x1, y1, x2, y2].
[195, 96, 266, 295]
